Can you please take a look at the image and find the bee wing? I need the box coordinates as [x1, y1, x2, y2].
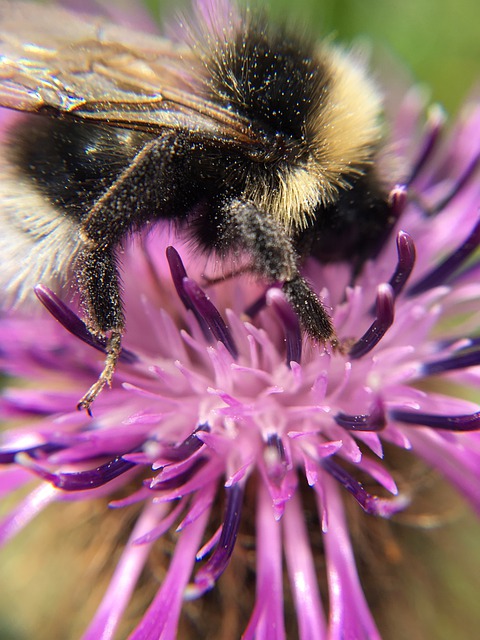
[0, 1, 258, 146]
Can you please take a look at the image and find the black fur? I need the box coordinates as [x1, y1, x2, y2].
[205, 16, 329, 146]
[10, 118, 151, 219]
[295, 169, 393, 272]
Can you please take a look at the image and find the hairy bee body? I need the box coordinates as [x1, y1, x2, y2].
[0, 0, 392, 411]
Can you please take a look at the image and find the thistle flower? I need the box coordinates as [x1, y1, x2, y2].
[1, 8, 480, 640]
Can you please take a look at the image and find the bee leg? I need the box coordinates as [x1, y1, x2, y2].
[224, 199, 336, 343]
[73, 134, 177, 413]
[282, 275, 336, 344]
[76, 330, 122, 416]
[75, 246, 125, 415]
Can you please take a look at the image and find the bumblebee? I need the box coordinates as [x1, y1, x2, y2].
[0, 0, 391, 411]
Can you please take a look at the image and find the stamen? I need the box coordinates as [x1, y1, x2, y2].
[16, 453, 137, 490]
[265, 433, 289, 484]
[389, 185, 408, 221]
[368, 186, 408, 260]
[267, 288, 302, 364]
[34, 285, 137, 364]
[162, 424, 211, 462]
[266, 433, 287, 463]
[436, 336, 480, 351]
[182, 278, 238, 358]
[368, 230, 414, 316]
[349, 284, 395, 359]
[166, 246, 238, 357]
[388, 232, 416, 298]
[166, 246, 211, 340]
[335, 398, 386, 431]
[0, 443, 64, 465]
[423, 348, 480, 376]
[147, 457, 208, 491]
[431, 151, 480, 213]
[407, 104, 445, 185]
[244, 289, 269, 318]
[408, 215, 480, 295]
[193, 484, 244, 594]
[322, 458, 406, 517]
[391, 408, 480, 431]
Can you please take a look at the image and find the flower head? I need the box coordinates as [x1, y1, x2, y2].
[1, 4, 480, 640]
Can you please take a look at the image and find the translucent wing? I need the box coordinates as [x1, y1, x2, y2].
[0, 1, 257, 145]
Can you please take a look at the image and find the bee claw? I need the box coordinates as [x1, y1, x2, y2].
[76, 331, 122, 416]
[77, 379, 106, 416]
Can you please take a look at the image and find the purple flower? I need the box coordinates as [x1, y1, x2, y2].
[1, 9, 480, 640]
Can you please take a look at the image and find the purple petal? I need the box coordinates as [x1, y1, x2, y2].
[133, 500, 185, 545]
[195, 524, 222, 561]
[150, 461, 223, 503]
[283, 493, 327, 639]
[321, 478, 382, 640]
[355, 457, 398, 494]
[82, 502, 168, 640]
[177, 481, 217, 530]
[243, 481, 285, 640]
[130, 497, 210, 640]
[0, 483, 57, 546]
[408, 430, 480, 514]
[0, 467, 33, 497]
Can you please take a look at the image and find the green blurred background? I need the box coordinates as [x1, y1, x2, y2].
[147, 0, 479, 114]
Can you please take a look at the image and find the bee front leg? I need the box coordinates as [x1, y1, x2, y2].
[72, 135, 174, 414]
[223, 199, 336, 343]
[76, 330, 122, 415]
[76, 246, 125, 415]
